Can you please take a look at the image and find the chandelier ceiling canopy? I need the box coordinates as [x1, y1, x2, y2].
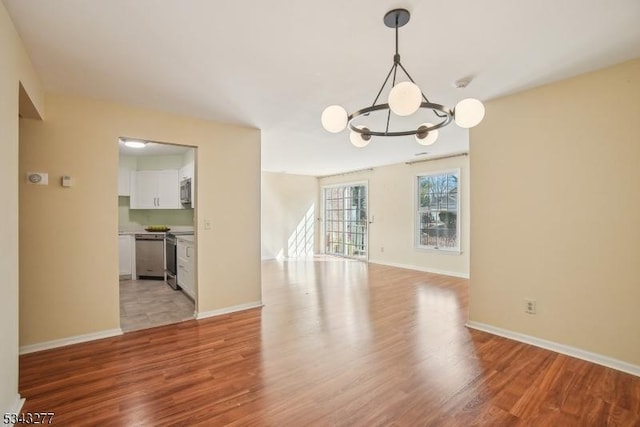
[321, 9, 486, 148]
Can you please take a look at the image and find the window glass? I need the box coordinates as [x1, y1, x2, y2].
[416, 171, 459, 251]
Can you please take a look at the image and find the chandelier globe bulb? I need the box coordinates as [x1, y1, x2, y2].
[454, 98, 485, 128]
[321, 105, 348, 133]
[415, 123, 438, 145]
[388, 82, 422, 116]
[350, 126, 372, 148]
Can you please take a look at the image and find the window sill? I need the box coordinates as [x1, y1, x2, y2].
[415, 246, 462, 255]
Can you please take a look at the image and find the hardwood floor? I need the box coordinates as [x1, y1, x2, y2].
[19, 258, 640, 425]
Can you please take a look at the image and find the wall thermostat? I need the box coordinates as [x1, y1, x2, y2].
[61, 175, 72, 187]
[26, 172, 48, 185]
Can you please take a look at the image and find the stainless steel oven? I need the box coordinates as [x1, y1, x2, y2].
[165, 233, 179, 289]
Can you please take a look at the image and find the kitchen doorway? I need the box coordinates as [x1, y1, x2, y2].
[323, 183, 368, 260]
[117, 138, 197, 332]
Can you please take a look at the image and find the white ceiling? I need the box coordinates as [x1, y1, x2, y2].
[5, 0, 640, 176]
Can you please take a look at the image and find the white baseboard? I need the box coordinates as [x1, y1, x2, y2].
[11, 395, 25, 414]
[19, 328, 123, 355]
[196, 301, 264, 320]
[466, 321, 640, 378]
[368, 259, 470, 279]
[3, 394, 25, 426]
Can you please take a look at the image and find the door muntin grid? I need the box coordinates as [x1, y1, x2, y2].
[324, 185, 367, 259]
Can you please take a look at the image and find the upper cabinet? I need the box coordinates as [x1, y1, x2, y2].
[118, 156, 137, 196]
[118, 167, 130, 196]
[130, 170, 181, 209]
[118, 148, 194, 209]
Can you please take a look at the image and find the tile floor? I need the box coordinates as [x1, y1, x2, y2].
[119, 279, 195, 332]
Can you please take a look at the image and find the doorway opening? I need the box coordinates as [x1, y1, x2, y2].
[323, 183, 368, 260]
[117, 138, 197, 332]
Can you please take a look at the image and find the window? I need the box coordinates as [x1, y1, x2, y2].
[416, 171, 459, 251]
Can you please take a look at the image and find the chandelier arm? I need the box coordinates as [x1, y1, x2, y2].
[371, 63, 398, 107]
[397, 62, 418, 88]
[348, 102, 453, 137]
[427, 98, 447, 118]
[397, 61, 448, 119]
[392, 60, 398, 86]
[385, 109, 391, 135]
[385, 61, 400, 134]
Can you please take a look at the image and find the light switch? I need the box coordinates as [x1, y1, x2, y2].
[204, 219, 212, 230]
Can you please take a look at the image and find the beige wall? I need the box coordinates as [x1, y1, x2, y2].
[19, 93, 261, 346]
[319, 155, 470, 277]
[261, 172, 319, 259]
[0, 2, 43, 415]
[470, 58, 640, 366]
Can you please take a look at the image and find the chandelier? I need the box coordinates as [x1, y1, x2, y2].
[321, 9, 485, 148]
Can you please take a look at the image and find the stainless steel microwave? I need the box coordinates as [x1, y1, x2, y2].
[180, 178, 192, 205]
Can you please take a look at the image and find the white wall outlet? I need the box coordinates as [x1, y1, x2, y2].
[525, 299, 537, 315]
[204, 219, 212, 230]
[380, 246, 384, 253]
[26, 172, 48, 185]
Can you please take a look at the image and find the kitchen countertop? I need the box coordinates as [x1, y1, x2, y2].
[177, 235, 195, 243]
[118, 230, 166, 235]
[119, 226, 194, 236]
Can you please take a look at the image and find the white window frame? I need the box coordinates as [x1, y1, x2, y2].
[415, 169, 461, 253]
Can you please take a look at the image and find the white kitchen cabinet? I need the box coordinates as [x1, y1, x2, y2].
[118, 167, 130, 196]
[155, 170, 181, 208]
[177, 238, 196, 300]
[118, 234, 134, 278]
[130, 170, 156, 208]
[130, 169, 181, 209]
[118, 155, 136, 196]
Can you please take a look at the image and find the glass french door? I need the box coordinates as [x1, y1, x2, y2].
[323, 184, 368, 259]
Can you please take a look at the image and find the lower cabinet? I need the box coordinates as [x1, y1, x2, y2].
[118, 234, 134, 278]
[177, 238, 196, 299]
